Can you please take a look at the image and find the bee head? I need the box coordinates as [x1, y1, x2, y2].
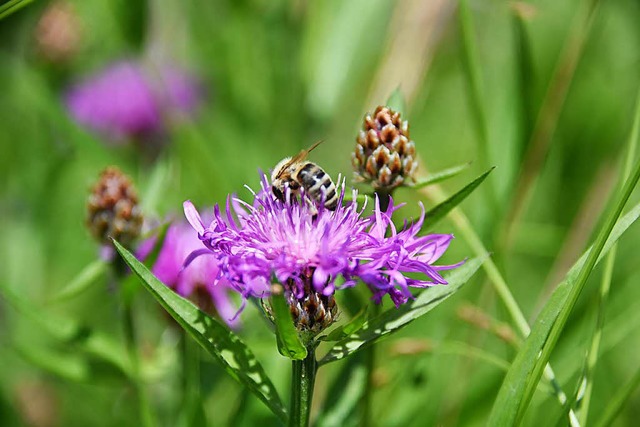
[271, 157, 292, 182]
[272, 184, 284, 201]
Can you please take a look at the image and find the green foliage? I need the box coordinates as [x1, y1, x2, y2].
[423, 167, 495, 231]
[0, 0, 33, 20]
[2, 0, 640, 425]
[113, 241, 288, 422]
[489, 197, 640, 425]
[271, 291, 308, 360]
[321, 256, 486, 364]
[410, 162, 472, 189]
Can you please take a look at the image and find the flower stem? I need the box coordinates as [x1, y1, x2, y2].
[289, 345, 317, 427]
[362, 303, 381, 425]
[122, 298, 155, 427]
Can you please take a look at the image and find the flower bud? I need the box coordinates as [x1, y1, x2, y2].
[35, 1, 82, 63]
[87, 166, 143, 247]
[288, 288, 338, 337]
[352, 106, 417, 190]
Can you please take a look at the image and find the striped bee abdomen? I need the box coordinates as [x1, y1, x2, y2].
[298, 162, 338, 210]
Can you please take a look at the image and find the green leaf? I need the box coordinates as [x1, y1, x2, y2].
[410, 162, 472, 189]
[385, 87, 406, 115]
[0, 0, 33, 20]
[593, 364, 640, 427]
[320, 307, 368, 342]
[271, 289, 308, 360]
[15, 342, 90, 382]
[424, 167, 494, 231]
[488, 189, 640, 425]
[316, 355, 367, 427]
[48, 259, 108, 304]
[112, 240, 288, 422]
[1, 281, 132, 377]
[0, 281, 78, 342]
[320, 256, 486, 364]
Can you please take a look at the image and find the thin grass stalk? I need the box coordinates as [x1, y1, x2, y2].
[0, 0, 33, 20]
[593, 365, 640, 427]
[418, 180, 578, 424]
[501, 0, 602, 250]
[575, 86, 640, 425]
[181, 329, 203, 425]
[514, 136, 640, 423]
[457, 0, 498, 211]
[122, 299, 156, 427]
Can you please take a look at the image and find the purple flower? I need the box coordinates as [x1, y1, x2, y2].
[66, 60, 202, 142]
[139, 220, 239, 328]
[183, 174, 461, 315]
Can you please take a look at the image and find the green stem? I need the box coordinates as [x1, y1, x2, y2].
[180, 330, 204, 425]
[289, 345, 317, 427]
[418, 183, 578, 424]
[576, 84, 640, 425]
[122, 300, 155, 427]
[362, 303, 381, 425]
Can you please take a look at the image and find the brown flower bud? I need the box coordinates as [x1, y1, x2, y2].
[87, 166, 143, 247]
[352, 106, 417, 190]
[35, 1, 82, 63]
[288, 289, 338, 337]
[284, 269, 338, 337]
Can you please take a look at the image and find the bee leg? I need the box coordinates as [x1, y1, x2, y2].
[303, 197, 319, 221]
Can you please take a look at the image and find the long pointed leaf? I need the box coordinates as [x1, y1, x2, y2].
[271, 290, 308, 360]
[320, 256, 486, 364]
[316, 355, 367, 427]
[0, 0, 33, 20]
[385, 87, 406, 115]
[593, 364, 640, 427]
[488, 189, 640, 425]
[410, 162, 472, 189]
[48, 259, 108, 303]
[113, 240, 288, 422]
[424, 167, 495, 231]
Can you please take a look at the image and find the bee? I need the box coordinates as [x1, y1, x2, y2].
[271, 141, 338, 211]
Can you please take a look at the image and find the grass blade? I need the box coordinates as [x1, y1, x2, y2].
[316, 355, 367, 427]
[575, 86, 640, 424]
[488, 159, 640, 425]
[113, 240, 288, 422]
[593, 364, 640, 427]
[423, 167, 494, 231]
[410, 162, 472, 189]
[48, 259, 108, 304]
[320, 256, 486, 364]
[0, 0, 33, 20]
[385, 87, 406, 115]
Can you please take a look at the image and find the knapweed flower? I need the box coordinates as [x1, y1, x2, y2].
[352, 106, 417, 191]
[138, 220, 239, 328]
[87, 166, 143, 250]
[66, 60, 202, 142]
[183, 174, 460, 332]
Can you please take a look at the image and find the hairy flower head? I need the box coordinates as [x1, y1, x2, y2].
[66, 60, 202, 142]
[138, 220, 238, 327]
[184, 174, 460, 318]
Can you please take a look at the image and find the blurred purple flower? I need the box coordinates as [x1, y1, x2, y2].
[183, 174, 461, 316]
[138, 220, 239, 328]
[66, 60, 202, 142]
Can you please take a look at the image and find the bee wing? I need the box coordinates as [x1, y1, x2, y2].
[275, 140, 325, 178]
[289, 140, 325, 163]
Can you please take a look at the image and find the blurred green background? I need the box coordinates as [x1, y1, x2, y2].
[1, 0, 639, 425]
